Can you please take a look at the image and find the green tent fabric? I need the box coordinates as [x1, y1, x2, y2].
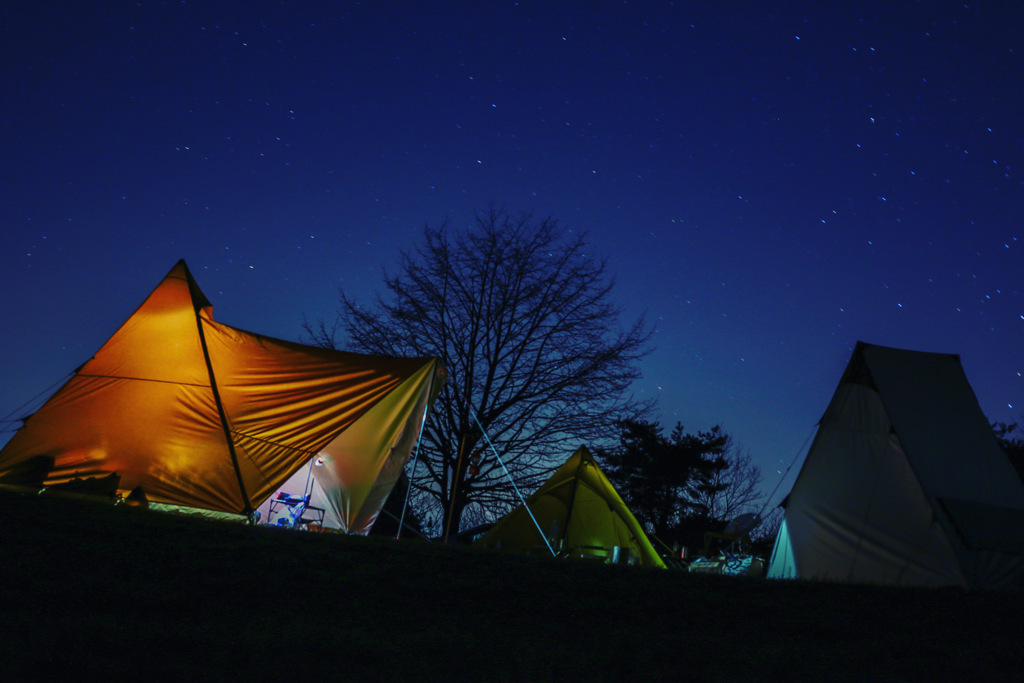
[768, 341, 1024, 590]
[476, 446, 666, 568]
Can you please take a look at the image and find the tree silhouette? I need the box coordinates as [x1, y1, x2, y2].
[305, 207, 652, 538]
[597, 418, 729, 546]
[690, 438, 766, 523]
[994, 422, 1024, 484]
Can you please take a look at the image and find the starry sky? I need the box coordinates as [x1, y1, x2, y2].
[3, 1, 1023, 507]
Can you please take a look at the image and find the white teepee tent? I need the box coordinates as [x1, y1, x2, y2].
[769, 342, 1024, 590]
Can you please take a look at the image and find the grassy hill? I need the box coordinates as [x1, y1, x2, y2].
[2, 489, 1022, 682]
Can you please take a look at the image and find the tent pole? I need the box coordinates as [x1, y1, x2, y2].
[194, 313, 253, 518]
[302, 457, 315, 500]
[397, 401, 431, 540]
[559, 454, 585, 552]
[472, 409, 556, 557]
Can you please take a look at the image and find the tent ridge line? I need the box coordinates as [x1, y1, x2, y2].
[229, 430, 322, 484]
[194, 314, 253, 516]
[75, 373, 210, 389]
[230, 429, 320, 456]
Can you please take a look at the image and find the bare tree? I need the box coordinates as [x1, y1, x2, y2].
[305, 207, 652, 538]
[752, 506, 783, 546]
[693, 438, 767, 523]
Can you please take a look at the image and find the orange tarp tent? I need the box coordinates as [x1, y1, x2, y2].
[0, 260, 444, 534]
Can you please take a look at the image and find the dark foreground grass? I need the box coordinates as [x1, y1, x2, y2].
[2, 489, 1023, 682]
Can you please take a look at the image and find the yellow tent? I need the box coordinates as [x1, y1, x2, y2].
[476, 447, 666, 568]
[0, 260, 445, 534]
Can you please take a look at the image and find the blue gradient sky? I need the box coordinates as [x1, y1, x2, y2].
[3, 2, 1022, 505]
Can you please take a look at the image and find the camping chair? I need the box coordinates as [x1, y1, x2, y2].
[268, 493, 324, 529]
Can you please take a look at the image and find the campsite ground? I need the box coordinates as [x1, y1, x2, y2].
[2, 489, 1022, 682]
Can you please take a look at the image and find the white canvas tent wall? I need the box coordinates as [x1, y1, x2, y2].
[257, 390, 433, 532]
[768, 341, 1024, 590]
[0, 260, 445, 534]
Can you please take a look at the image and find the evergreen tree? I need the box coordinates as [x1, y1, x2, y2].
[598, 419, 729, 546]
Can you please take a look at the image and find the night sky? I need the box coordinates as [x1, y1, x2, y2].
[3, 2, 1023, 507]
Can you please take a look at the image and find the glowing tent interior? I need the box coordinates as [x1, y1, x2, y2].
[0, 260, 445, 534]
[768, 341, 1024, 590]
[476, 446, 667, 568]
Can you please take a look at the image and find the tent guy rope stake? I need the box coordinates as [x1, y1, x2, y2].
[471, 409, 556, 557]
